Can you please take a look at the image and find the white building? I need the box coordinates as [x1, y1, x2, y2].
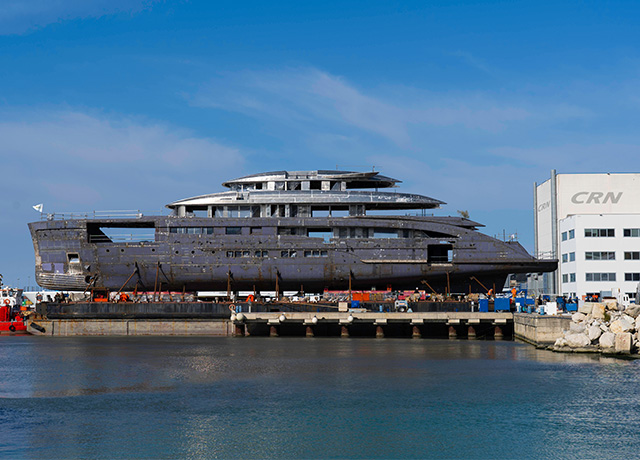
[534, 171, 640, 299]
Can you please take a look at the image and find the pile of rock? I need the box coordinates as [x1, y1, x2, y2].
[553, 301, 640, 355]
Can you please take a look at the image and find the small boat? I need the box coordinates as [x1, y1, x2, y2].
[0, 287, 28, 334]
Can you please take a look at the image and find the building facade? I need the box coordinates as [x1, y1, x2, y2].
[534, 171, 640, 299]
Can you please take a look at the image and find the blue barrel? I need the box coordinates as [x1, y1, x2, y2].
[494, 298, 510, 311]
[479, 299, 489, 312]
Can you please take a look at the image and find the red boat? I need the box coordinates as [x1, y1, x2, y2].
[0, 287, 29, 334]
[0, 306, 27, 334]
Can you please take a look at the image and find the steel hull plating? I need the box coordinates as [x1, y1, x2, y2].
[29, 215, 556, 293]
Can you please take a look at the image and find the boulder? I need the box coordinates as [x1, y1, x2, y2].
[565, 333, 591, 348]
[587, 325, 602, 342]
[624, 305, 640, 318]
[599, 332, 616, 349]
[604, 299, 619, 311]
[636, 315, 640, 331]
[615, 333, 633, 354]
[572, 312, 587, 323]
[609, 317, 635, 334]
[591, 303, 606, 320]
[578, 302, 593, 315]
[570, 322, 586, 334]
[554, 337, 568, 348]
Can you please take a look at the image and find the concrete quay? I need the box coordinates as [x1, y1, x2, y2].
[26, 318, 233, 337]
[232, 311, 513, 339]
[513, 313, 572, 346]
[25, 311, 514, 338]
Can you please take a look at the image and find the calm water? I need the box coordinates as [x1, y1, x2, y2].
[1, 336, 639, 459]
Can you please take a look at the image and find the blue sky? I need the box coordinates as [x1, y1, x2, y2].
[1, 0, 640, 288]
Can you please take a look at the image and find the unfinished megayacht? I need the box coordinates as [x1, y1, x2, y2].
[29, 170, 556, 293]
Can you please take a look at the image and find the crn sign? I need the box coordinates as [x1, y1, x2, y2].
[571, 192, 623, 204]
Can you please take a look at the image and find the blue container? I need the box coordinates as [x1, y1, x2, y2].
[479, 299, 489, 312]
[494, 298, 510, 311]
[351, 300, 360, 309]
[566, 302, 578, 312]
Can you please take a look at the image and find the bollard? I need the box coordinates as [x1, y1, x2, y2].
[494, 325, 503, 340]
[448, 325, 457, 339]
[468, 325, 476, 340]
[305, 325, 314, 337]
[341, 325, 350, 338]
[412, 325, 422, 339]
[269, 325, 279, 337]
[375, 325, 385, 338]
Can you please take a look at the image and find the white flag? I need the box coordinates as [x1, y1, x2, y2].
[32, 203, 43, 212]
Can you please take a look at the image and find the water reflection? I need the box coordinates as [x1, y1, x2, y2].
[0, 337, 638, 459]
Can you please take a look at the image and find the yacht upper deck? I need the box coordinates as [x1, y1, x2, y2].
[166, 170, 444, 218]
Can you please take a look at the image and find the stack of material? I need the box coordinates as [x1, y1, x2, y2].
[553, 301, 640, 355]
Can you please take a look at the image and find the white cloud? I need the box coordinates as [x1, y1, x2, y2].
[0, 109, 245, 207]
[0, 0, 157, 35]
[191, 67, 588, 148]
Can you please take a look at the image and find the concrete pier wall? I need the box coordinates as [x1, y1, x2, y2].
[28, 319, 233, 336]
[513, 313, 571, 346]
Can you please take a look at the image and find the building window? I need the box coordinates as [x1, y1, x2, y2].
[624, 229, 640, 237]
[569, 252, 575, 262]
[280, 250, 297, 258]
[561, 232, 567, 241]
[585, 251, 615, 261]
[226, 227, 242, 235]
[570, 273, 576, 282]
[562, 274, 568, 283]
[625, 273, 640, 282]
[562, 253, 568, 263]
[568, 229, 575, 239]
[254, 250, 269, 258]
[624, 252, 640, 260]
[586, 273, 616, 282]
[585, 228, 615, 237]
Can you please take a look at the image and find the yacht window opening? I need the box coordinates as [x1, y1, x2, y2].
[275, 181, 285, 191]
[254, 250, 269, 257]
[310, 181, 322, 190]
[271, 205, 285, 217]
[330, 181, 341, 190]
[87, 223, 156, 243]
[287, 181, 301, 191]
[373, 229, 399, 239]
[255, 182, 263, 190]
[307, 228, 333, 243]
[428, 244, 454, 263]
[214, 207, 224, 218]
[67, 253, 80, 264]
[330, 209, 349, 217]
[304, 250, 328, 257]
[311, 207, 330, 217]
[278, 227, 300, 236]
[170, 227, 214, 235]
[191, 209, 208, 217]
[280, 250, 297, 258]
[250, 227, 262, 234]
[226, 227, 242, 235]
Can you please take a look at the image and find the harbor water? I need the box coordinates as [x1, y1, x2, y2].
[1, 337, 639, 459]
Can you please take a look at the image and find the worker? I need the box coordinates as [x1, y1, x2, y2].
[511, 287, 517, 299]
